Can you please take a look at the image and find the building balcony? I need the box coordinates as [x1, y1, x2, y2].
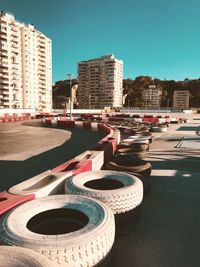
[12, 76, 20, 83]
[39, 89, 46, 93]
[39, 48, 45, 53]
[0, 29, 7, 35]
[39, 72, 46, 77]
[0, 44, 8, 51]
[0, 88, 9, 94]
[12, 43, 19, 49]
[11, 47, 20, 54]
[39, 76, 46, 81]
[0, 58, 8, 64]
[0, 78, 9, 83]
[39, 59, 46, 65]
[0, 35, 7, 41]
[39, 62, 46, 67]
[12, 64, 19, 70]
[0, 51, 8, 58]
[38, 57, 46, 62]
[38, 34, 45, 40]
[0, 75, 9, 81]
[11, 30, 20, 37]
[38, 52, 45, 57]
[11, 24, 18, 32]
[3, 95, 9, 100]
[0, 67, 9, 73]
[0, 85, 9, 90]
[0, 17, 7, 24]
[39, 84, 46, 89]
[39, 68, 46, 73]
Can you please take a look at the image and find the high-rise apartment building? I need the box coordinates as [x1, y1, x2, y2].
[173, 90, 189, 110]
[142, 85, 162, 108]
[77, 55, 123, 109]
[0, 12, 52, 111]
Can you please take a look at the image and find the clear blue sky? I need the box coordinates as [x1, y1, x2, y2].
[1, 0, 200, 82]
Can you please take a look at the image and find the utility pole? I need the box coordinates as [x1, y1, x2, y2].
[67, 74, 72, 120]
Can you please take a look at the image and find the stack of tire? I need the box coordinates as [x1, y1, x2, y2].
[105, 127, 152, 195]
[0, 129, 144, 266]
[149, 122, 168, 132]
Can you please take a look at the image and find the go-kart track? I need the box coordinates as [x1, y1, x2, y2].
[0, 113, 200, 267]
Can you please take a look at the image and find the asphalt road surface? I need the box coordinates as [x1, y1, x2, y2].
[103, 116, 200, 267]
[0, 120, 103, 191]
[1, 116, 200, 267]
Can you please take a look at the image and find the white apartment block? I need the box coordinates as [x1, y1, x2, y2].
[142, 85, 162, 108]
[0, 12, 52, 111]
[77, 55, 123, 109]
[173, 90, 189, 110]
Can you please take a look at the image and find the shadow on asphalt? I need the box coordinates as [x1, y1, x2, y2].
[167, 137, 200, 141]
[1, 121, 200, 267]
[0, 127, 104, 191]
[99, 153, 200, 267]
[148, 154, 200, 172]
[176, 126, 200, 131]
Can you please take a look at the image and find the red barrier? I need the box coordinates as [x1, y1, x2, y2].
[143, 117, 158, 123]
[44, 118, 52, 125]
[95, 141, 113, 163]
[101, 123, 111, 134]
[165, 116, 170, 123]
[95, 133, 118, 163]
[0, 191, 35, 216]
[52, 159, 92, 175]
[9, 118, 15, 122]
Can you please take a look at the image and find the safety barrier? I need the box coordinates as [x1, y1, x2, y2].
[0, 113, 32, 123]
[95, 135, 118, 164]
[8, 170, 73, 198]
[1, 159, 93, 216]
[52, 158, 92, 174]
[143, 117, 159, 123]
[0, 119, 118, 215]
[0, 191, 34, 216]
[91, 122, 99, 131]
[75, 150, 104, 170]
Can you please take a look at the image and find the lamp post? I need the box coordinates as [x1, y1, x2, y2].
[67, 74, 72, 120]
[167, 98, 169, 113]
[145, 98, 147, 115]
[89, 94, 91, 111]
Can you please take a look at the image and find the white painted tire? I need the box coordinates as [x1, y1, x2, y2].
[122, 138, 149, 144]
[65, 170, 143, 214]
[0, 246, 55, 267]
[0, 195, 115, 267]
[150, 126, 167, 132]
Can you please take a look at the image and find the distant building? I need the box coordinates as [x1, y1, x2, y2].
[142, 85, 162, 108]
[0, 12, 52, 111]
[173, 90, 189, 110]
[52, 79, 78, 109]
[77, 55, 123, 109]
